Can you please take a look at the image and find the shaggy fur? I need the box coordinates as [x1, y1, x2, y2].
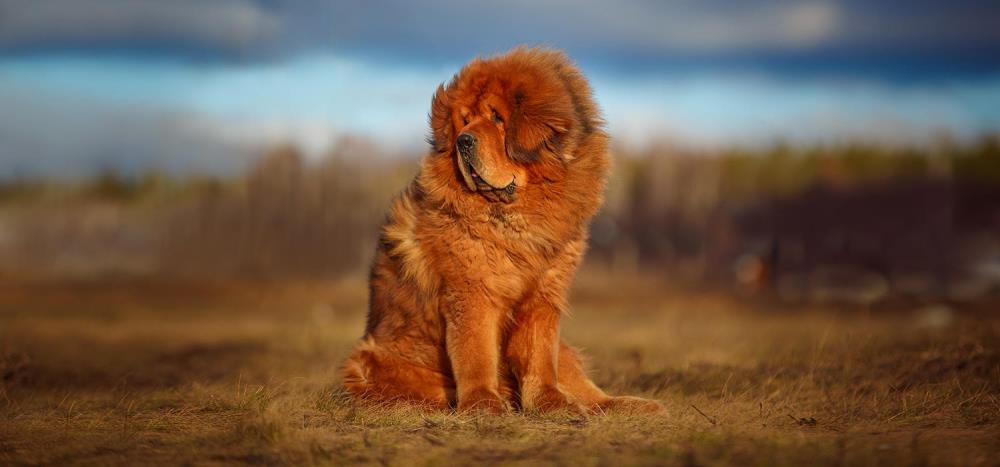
[342, 47, 663, 414]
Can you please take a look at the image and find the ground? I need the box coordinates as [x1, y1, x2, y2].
[0, 273, 997, 466]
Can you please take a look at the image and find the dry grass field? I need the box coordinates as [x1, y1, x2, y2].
[1, 272, 997, 466]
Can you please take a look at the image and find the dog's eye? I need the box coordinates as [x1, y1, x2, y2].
[491, 109, 504, 124]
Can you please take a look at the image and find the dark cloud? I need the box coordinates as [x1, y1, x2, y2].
[2, 1, 999, 77]
[0, 0, 279, 57]
[269, 1, 1000, 78]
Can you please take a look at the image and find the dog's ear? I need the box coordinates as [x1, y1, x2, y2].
[427, 84, 452, 154]
[505, 87, 573, 163]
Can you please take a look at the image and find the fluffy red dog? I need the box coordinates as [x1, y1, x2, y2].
[342, 47, 663, 414]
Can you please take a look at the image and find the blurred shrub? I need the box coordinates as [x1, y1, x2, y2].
[158, 139, 415, 279]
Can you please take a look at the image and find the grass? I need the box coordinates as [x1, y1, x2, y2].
[0, 273, 997, 466]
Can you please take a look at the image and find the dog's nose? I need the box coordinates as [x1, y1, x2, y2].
[456, 133, 476, 151]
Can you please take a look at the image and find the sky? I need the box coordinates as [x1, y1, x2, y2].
[2, 0, 1000, 178]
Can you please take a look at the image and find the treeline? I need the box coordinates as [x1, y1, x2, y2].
[1, 136, 998, 300]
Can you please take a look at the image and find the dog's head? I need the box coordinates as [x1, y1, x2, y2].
[428, 47, 600, 203]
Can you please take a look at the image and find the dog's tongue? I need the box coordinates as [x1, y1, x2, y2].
[471, 172, 479, 179]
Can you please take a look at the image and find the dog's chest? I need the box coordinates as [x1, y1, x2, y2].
[484, 205, 528, 233]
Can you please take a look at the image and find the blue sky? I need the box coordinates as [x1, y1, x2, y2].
[2, 0, 1000, 177]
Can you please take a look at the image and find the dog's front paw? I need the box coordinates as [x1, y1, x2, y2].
[457, 388, 506, 415]
[524, 385, 587, 415]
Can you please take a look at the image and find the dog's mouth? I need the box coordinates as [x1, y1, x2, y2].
[459, 152, 517, 203]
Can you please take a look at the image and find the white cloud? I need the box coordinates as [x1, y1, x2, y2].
[0, 85, 256, 178]
[782, 2, 841, 47]
[595, 73, 999, 148]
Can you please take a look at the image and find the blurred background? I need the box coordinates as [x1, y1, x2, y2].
[2, 0, 999, 305]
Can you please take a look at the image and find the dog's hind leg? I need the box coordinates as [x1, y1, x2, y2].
[555, 341, 609, 406]
[341, 337, 454, 409]
[557, 341, 665, 414]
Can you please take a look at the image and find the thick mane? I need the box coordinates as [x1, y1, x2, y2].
[417, 46, 610, 238]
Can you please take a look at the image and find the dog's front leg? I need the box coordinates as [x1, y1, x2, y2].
[507, 293, 590, 414]
[506, 242, 588, 414]
[444, 291, 506, 414]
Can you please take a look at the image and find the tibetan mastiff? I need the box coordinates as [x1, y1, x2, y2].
[342, 47, 663, 414]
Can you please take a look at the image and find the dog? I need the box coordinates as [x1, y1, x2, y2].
[342, 47, 663, 414]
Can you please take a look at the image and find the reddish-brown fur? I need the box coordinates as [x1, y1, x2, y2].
[342, 47, 663, 414]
